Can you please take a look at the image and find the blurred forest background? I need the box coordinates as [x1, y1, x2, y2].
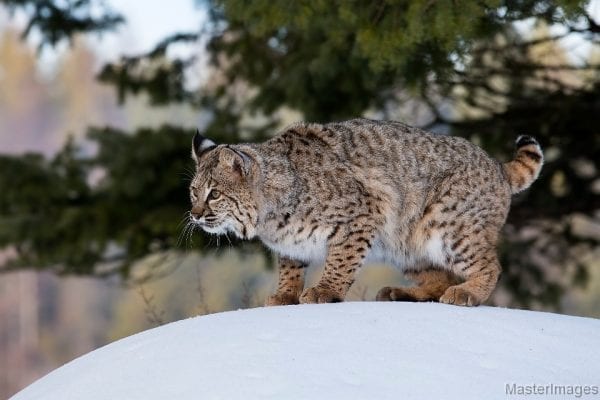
[0, 0, 599, 397]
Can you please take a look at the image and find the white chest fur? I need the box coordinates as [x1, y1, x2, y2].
[260, 230, 328, 264]
[260, 226, 450, 271]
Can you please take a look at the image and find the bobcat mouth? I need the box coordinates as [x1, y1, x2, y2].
[199, 218, 219, 227]
[193, 216, 246, 238]
[191, 216, 224, 233]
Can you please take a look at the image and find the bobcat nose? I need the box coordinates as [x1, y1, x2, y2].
[190, 206, 204, 223]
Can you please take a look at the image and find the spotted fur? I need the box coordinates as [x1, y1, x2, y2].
[189, 118, 543, 306]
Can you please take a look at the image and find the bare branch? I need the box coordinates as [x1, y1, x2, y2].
[137, 285, 166, 327]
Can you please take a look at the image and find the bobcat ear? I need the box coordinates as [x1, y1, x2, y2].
[192, 129, 217, 162]
[220, 147, 253, 177]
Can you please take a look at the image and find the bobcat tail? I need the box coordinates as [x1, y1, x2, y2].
[503, 135, 544, 194]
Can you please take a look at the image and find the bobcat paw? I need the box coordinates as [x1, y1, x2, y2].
[375, 286, 417, 302]
[299, 286, 343, 304]
[439, 287, 480, 306]
[264, 292, 299, 306]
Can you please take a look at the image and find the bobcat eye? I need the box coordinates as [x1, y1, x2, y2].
[208, 190, 221, 200]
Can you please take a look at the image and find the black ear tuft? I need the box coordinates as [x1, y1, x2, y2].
[192, 129, 217, 161]
[516, 135, 539, 148]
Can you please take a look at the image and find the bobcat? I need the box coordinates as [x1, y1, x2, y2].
[188, 118, 543, 306]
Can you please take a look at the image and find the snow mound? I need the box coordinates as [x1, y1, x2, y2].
[12, 302, 600, 400]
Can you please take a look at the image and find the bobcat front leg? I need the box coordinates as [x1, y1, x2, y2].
[265, 257, 306, 306]
[300, 222, 375, 304]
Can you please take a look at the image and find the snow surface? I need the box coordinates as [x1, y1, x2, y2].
[12, 302, 600, 400]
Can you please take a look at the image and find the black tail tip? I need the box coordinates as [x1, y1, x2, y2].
[516, 135, 538, 147]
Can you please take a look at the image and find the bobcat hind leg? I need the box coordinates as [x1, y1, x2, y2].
[376, 268, 460, 302]
[440, 250, 500, 306]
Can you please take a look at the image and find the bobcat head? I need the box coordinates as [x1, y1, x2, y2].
[188, 131, 259, 239]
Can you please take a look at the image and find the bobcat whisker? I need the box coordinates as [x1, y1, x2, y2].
[224, 233, 233, 247]
[176, 220, 191, 248]
[182, 223, 192, 249]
